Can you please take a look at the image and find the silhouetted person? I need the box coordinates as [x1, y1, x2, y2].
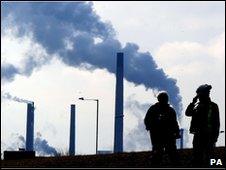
[144, 91, 180, 166]
[185, 84, 220, 167]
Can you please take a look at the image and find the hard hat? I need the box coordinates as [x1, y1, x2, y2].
[196, 84, 212, 94]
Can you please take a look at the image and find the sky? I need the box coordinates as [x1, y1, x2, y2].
[1, 1, 225, 156]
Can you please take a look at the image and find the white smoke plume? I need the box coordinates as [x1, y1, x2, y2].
[124, 95, 151, 151]
[2, 133, 58, 157]
[2, 92, 33, 104]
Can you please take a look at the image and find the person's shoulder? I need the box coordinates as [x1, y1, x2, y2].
[168, 104, 176, 111]
[148, 103, 158, 110]
[210, 100, 217, 106]
[210, 101, 219, 108]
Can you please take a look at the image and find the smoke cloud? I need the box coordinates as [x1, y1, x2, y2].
[10, 133, 26, 150]
[3, 133, 58, 156]
[1, 64, 19, 82]
[124, 96, 151, 151]
[2, 92, 33, 104]
[1, 2, 182, 114]
[34, 132, 58, 156]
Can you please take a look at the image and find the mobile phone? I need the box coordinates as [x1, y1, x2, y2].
[193, 95, 199, 103]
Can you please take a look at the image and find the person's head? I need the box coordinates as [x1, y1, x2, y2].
[157, 91, 169, 105]
[196, 84, 212, 102]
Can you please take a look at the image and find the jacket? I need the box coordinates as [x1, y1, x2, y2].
[144, 103, 180, 137]
[185, 100, 220, 142]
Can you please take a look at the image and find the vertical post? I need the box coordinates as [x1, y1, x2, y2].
[69, 104, 76, 155]
[180, 128, 184, 149]
[114, 52, 124, 153]
[26, 102, 34, 151]
[96, 100, 99, 154]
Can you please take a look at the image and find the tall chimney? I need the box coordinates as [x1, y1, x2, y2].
[26, 102, 34, 151]
[114, 52, 124, 153]
[69, 104, 76, 155]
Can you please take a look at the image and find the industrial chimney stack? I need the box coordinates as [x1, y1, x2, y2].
[114, 52, 124, 153]
[26, 102, 34, 151]
[180, 128, 184, 149]
[69, 104, 76, 155]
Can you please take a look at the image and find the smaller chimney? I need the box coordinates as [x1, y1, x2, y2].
[26, 102, 34, 151]
[69, 104, 76, 155]
[180, 128, 184, 149]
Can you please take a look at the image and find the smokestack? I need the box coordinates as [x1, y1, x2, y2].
[69, 104, 76, 155]
[180, 128, 184, 149]
[26, 102, 34, 151]
[114, 52, 124, 153]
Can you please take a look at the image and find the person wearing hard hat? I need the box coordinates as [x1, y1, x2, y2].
[144, 91, 180, 166]
[185, 84, 220, 167]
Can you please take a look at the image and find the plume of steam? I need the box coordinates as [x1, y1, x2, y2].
[1, 64, 19, 82]
[2, 92, 33, 104]
[152, 88, 159, 98]
[124, 96, 151, 151]
[18, 135, 26, 144]
[2, 2, 182, 115]
[3, 133, 58, 156]
[3, 133, 25, 151]
[34, 132, 58, 156]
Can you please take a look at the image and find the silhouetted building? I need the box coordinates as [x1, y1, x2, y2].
[4, 149, 35, 160]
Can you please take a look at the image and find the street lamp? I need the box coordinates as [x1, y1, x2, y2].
[78, 97, 99, 154]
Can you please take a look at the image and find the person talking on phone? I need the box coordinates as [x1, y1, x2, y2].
[185, 84, 220, 167]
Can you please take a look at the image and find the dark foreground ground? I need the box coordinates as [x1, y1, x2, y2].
[1, 147, 225, 168]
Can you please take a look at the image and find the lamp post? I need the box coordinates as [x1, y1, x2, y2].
[79, 97, 99, 154]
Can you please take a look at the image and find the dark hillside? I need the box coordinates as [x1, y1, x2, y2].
[1, 147, 225, 168]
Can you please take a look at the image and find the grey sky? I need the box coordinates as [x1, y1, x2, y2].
[1, 1, 225, 155]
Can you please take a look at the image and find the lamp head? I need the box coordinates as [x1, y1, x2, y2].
[78, 97, 84, 100]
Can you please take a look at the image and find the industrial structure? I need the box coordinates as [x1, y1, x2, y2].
[114, 52, 124, 153]
[69, 104, 76, 155]
[4, 102, 35, 160]
[26, 102, 35, 151]
[4, 52, 141, 158]
[180, 128, 184, 149]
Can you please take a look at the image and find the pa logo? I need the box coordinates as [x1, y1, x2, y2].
[210, 159, 223, 166]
